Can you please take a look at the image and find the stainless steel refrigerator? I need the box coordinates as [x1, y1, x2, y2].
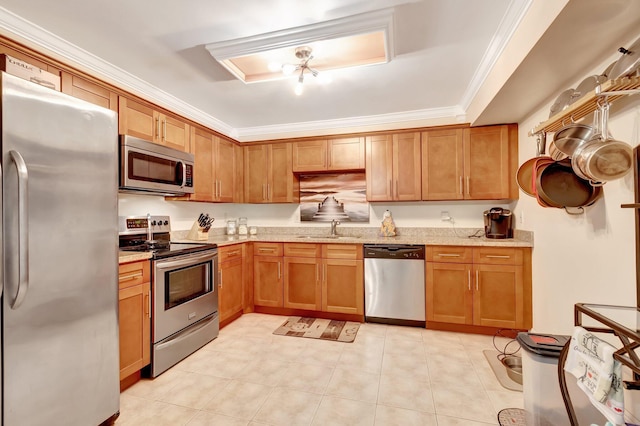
[1, 72, 120, 425]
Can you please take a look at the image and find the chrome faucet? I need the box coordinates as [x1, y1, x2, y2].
[330, 219, 340, 236]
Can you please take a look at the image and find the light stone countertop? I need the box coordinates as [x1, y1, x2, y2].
[118, 251, 152, 264]
[173, 227, 534, 249]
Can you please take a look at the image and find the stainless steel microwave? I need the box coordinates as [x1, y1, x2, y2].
[119, 135, 194, 196]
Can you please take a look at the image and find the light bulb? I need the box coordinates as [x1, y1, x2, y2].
[267, 62, 282, 72]
[294, 82, 304, 96]
[282, 64, 296, 75]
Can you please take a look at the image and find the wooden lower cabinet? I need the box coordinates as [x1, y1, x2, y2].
[118, 260, 151, 381]
[268, 243, 364, 315]
[426, 246, 531, 330]
[218, 245, 245, 324]
[253, 243, 284, 307]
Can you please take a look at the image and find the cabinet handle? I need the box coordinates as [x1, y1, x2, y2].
[258, 248, 275, 253]
[437, 253, 461, 257]
[219, 180, 223, 198]
[162, 119, 167, 142]
[395, 180, 398, 199]
[145, 291, 150, 318]
[467, 270, 471, 291]
[486, 255, 511, 259]
[389, 179, 392, 197]
[466, 176, 470, 195]
[119, 271, 143, 282]
[316, 263, 320, 283]
[323, 264, 327, 284]
[476, 270, 479, 291]
[155, 117, 160, 139]
[278, 262, 281, 279]
[219, 270, 223, 288]
[267, 183, 270, 200]
[459, 176, 463, 195]
[226, 250, 241, 257]
[214, 180, 218, 198]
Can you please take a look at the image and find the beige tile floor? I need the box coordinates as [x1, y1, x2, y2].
[117, 313, 523, 425]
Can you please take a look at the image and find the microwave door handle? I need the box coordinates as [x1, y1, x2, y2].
[9, 151, 29, 309]
[155, 252, 216, 270]
[176, 161, 184, 186]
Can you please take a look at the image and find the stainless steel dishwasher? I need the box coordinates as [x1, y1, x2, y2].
[364, 244, 426, 327]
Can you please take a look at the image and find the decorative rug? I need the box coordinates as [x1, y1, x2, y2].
[483, 350, 523, 392]
[273, 316, 360, 343]
[497, 408, 526, 426]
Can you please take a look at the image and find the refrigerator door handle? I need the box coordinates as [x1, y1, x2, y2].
[9, 150, 29, 309]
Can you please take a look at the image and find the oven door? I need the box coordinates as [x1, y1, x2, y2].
[153, 249, 218, 342]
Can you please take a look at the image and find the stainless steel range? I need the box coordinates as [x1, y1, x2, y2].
[119, 215, 219, 377]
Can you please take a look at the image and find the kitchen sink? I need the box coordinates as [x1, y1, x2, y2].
[294, 235, 360, 239]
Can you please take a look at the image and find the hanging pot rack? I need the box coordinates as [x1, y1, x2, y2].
[529, 75, 640, 137]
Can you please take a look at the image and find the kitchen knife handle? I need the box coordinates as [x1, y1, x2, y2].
[9, 150, 29, 310]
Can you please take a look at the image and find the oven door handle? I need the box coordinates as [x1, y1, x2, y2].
[155, 251, 217, 270]
[155, 315, 217, 350]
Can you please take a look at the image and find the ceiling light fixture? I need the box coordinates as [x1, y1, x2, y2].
[287, 46, 319, 96]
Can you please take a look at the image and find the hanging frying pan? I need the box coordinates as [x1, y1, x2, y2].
[535, 159, 602, 214]
[516, 133, 546, 197]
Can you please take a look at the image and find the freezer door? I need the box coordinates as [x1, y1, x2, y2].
[2, 73, 120, 425]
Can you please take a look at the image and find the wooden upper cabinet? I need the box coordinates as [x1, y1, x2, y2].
[366, 133, 421, 201]
[234, 144, 244, 203]
[215, 136, 236, 202]
[421, 128, 464, 200]
[61, 72, 117, 111]
[293, 137, 365, 172]
[118, 96, 190, 151]
[293, 140, 327, 172]
[421, 125, 518, 201]
[245, 143, 298, 203]
[464, 125, 517, 200]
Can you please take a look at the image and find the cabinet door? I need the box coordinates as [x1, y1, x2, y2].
[365, 135, 393, 201]
[328, 137, 365, 171]
[215, 137, 236, 202]
[234, 144, 244, 203]
[426, 263, 472, 325]
[284, 257, 321, 310]
[472, 264, 523, 328]
[244, 144, 268, 203]
[118, 282, 150, 380]
[421, 128, 464, 200]
[118, 97, 156, 141]
[292, 140, 327, 172]
[191, 128, 214, 202]
[322, 259, 363, 315]
[393, 133, 421, 201]
[61, 72, 117, 111]
[253, 256, 283, 307]
[464, 125, 512, 200]
[160, 113, 189, 152]
[219, 257, 244, 322]
[269, 143, 297, 203]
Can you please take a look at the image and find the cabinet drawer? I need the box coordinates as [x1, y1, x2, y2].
[322, 244, 363, 260]
[253, 242, 283, 257]
[284, 243, 320, 258]
[426, 246, 473, 263]
[219, 244, 244, 262]
[118, 260, 150, 290]
[473, 247, 522, 265]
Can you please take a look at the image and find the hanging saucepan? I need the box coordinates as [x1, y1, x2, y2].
[609, 36, 640, 79]
[551, 121, 595, 159]
[516, 133, 547, 197]
[536, 159, 603, 214]
[572, 102, 633, 183]
[532, 156, 556, 207]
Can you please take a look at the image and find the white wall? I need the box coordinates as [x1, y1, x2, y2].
[118, 193, 511, 233]
[514, 42, 640, 335]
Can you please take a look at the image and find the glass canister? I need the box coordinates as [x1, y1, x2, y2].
[238, 217, 248, 235]
[226, 219, 237, 235]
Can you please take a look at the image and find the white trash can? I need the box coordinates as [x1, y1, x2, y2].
[517, 332, 608, 426]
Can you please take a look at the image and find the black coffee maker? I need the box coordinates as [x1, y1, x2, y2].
[483, 207, 513, 239]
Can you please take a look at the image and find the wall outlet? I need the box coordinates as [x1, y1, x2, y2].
[441, 211, 452, 222]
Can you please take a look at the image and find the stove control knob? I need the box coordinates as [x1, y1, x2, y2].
[151, 220, 157, 226]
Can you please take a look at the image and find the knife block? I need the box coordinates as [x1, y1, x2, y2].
[186, 221, 209, 241]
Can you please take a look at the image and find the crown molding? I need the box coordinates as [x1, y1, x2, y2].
[459, 0, 532, 110]
[233, 106, 466, 141]
[206, 9, 395, 60]
[0, 6, 235, 137]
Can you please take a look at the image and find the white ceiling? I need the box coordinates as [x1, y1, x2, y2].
[0, 0, 638, 141]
